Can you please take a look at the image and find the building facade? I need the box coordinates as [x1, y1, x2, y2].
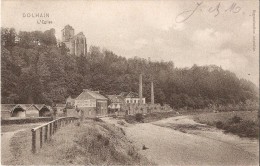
[120, 92, 146, 104]
[107, 95, 125, 115]
[66, 96, 75, 108]
[61, 25, 87, 56]
[75, 89, 108, 118]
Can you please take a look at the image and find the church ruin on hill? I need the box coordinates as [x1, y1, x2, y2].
[61, 25, 87, 56]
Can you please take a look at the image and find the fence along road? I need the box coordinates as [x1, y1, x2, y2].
[31, 117, 78, 153]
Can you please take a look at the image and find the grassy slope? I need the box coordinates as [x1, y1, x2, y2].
[8, 120, 153, 165]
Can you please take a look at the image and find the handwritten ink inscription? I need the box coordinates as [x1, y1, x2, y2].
[175, 1, 242, 23]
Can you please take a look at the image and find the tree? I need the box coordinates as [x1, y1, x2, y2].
[1, 27, 259, 109]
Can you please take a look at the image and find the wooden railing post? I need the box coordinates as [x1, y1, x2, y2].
[45, 125, 48, 142]
[52, 122, 54, 134]
[53, 121, 57, 133]
[32, 129, 36, 153]
[40, 128, 43, 148]
[49, 123, 52, 137]
[31, 117, 78, 154]
[53, 122, 55, 135]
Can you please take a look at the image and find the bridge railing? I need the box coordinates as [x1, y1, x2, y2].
[31, 116, 78, 153]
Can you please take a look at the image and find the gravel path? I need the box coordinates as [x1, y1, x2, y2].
[1, 129, 25, 164]
[102, 116, 259, 165]
[1, 123, 45, 165]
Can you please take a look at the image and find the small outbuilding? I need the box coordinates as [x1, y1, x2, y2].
[35, 104, 52, 117]
[1, 104, 27, 118]
[1, 104, 16, 119]
[107, 95, 125, 116]
[26, 104, 40, 117]
[11, 105, 26, 118]
[66, 96, 75, 108]
[56, 104, 66, 116]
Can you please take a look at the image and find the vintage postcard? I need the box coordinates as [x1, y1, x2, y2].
[1, 0, 259, 165]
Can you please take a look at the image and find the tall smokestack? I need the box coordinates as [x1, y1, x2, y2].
[151, 81, 154, 104]
[139, 74, 143, 104]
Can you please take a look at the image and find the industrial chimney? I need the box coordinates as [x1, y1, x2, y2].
[139, 74, 143, 104]
[151, 81, 154, 104]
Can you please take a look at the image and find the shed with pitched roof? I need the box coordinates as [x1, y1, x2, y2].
[26, 104, 40, 117]
[35, 104, 52, 117]
[1, 104, 26, 118]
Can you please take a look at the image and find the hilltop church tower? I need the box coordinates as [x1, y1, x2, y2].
[61, 25, 87, 56]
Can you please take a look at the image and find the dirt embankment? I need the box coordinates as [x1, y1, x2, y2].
[103, 116, 259, 166]
[5, 120, 152, 165]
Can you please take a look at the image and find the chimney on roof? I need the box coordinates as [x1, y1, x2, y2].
[139, 74, 143, 104]
[83, 89, 88, 92]
[151, 81, 154, 104]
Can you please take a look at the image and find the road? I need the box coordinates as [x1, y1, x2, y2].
[1, 129, 25, 164]
[1, 123, 45, 164]
[102, 116, 259, 165]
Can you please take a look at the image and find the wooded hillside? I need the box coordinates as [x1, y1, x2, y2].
[1, 28, 258, 109]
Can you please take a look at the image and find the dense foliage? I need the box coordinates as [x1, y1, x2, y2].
[216, 116, 259, 138]
[1, 28, 259, 109]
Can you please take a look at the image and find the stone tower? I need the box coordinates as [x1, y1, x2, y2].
[61, 25, 87, 56]
[61, 25, 74, 42]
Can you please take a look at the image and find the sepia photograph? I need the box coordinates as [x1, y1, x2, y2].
[1, 0, 259, 165]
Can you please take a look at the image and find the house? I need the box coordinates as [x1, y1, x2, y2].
[75, 89, 108, 118]
[66, 96, 75, 108]
[120, 92, 146, 104]
[107, 95, 125, 115]
[1, 104, 26, 118]
[35, 104, 52, 117]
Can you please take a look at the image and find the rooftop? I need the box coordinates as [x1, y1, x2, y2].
[76, 89, 107, 100]
[62, 24, 74, 30]
[107, 95, 125, 103]
[120, 92, 139, 98]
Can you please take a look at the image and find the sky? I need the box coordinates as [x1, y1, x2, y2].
[1, 0, 259, 85]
